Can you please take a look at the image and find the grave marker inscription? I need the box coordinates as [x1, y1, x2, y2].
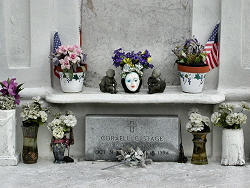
[85, 115, 179, 161]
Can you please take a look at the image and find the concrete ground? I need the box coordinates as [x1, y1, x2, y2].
[0, 160, 250, 188]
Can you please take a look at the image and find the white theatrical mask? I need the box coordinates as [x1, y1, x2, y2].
[125, 72, 140, 92]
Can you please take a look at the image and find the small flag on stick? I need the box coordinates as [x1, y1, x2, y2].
[53, 32, 62, 54]
[204, 23, 220, 69]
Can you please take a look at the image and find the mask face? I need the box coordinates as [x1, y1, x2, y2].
[125, 72, 140, 92]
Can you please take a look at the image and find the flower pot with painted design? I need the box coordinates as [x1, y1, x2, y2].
[178, 64, 209, 93]
[59, 72, 85, 93]
[51, 138, 66, 164]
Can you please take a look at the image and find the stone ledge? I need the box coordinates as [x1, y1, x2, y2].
[219, 87, 250, 101]
[20, 87, 53, 99]
[45, 87, 225, 104]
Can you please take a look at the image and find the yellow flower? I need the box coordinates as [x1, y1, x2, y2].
[122, 58, 134, 67]
[147, 57, 152, 63]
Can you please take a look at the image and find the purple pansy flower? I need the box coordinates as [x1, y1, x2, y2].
[112, 48, 154, 70]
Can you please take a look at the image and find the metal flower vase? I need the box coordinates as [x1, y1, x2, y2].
[22, 124, 39, 164]
[191, 132, 208, 165]
[51, 140, 66, 163]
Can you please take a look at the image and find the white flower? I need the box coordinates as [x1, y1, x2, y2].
[241, 102, 250, 111]
[63, 115, 77, 127]
[237, 113, 247, 125]
[186, 112, 210, 133]
[226, 113, 238, 126]
[189, 112, 202, 124]
[32, 96, 41, 103]
[47, 119, 62, 132]
[211, 112, 221, 125]
[226, 113, 247, 126]
[59, 115, 66, 121]
[52, 126, 64, 139]
[39, 111, 47, 123]
[219, 103, 234, 113]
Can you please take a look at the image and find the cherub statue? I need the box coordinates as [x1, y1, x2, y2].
[148, 69, 166, 94]
[99, 69, 117, 94]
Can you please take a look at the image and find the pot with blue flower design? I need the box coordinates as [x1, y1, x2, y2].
[178, 64, 209, 93]
[54, 66, 86, 93]
[59, 72, 85, 93]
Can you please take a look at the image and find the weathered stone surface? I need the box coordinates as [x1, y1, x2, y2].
[81, 0, 192, 88]
[85, 115, 179, 161]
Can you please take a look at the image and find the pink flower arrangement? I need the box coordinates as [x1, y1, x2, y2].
[51, 45, 87, 80]
[0, 78, 23, 105]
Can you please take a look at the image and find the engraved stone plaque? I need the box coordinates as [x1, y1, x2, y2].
[85, 115, 179, 161]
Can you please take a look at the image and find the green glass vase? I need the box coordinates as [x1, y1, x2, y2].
[191, 132, 208, 165]
[22, 123, 39, 164]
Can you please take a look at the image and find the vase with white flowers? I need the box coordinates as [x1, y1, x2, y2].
[0, 78, 23, 165]
[51, 45, 87, 93]
[211, 103, 250, 166]
[20, 96, 49, 164]
[186, 110, 210, 165]
[47, 111, 77, 163]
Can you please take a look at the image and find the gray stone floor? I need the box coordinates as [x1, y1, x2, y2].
[0, 160, 250, 188]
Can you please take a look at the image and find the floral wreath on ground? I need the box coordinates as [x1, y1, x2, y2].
[112, 48, 154, 78]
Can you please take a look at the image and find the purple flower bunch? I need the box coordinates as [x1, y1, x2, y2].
[0, 78, 23, 105]
[112, 48, 154, 69]
[172, 36, 207, 65]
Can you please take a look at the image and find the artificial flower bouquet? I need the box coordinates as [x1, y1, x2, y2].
[0, 78, 23, 110]
[112, 48, 154, 78]
[211, 103, 250, 129]
[172, 36, 207, 66]
[186, 110, 210, 133]
[47, 111, 77, 163]
[51, 45, 87, 81]
[20, 96, 49, 126]
[47, 111, 77, 140]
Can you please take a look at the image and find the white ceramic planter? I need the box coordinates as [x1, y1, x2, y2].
[179, 71, 207, 93]
[59, 72, 85, 93]
[221, 128, 245, 166]
[177, 64, 209, 94]
[0, 109, 19, 165]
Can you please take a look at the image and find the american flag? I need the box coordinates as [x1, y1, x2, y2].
[204, 23, 220, 69]
[53, 32, 62, 54]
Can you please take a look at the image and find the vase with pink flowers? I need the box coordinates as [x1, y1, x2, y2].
[51, 45, 87, 93]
